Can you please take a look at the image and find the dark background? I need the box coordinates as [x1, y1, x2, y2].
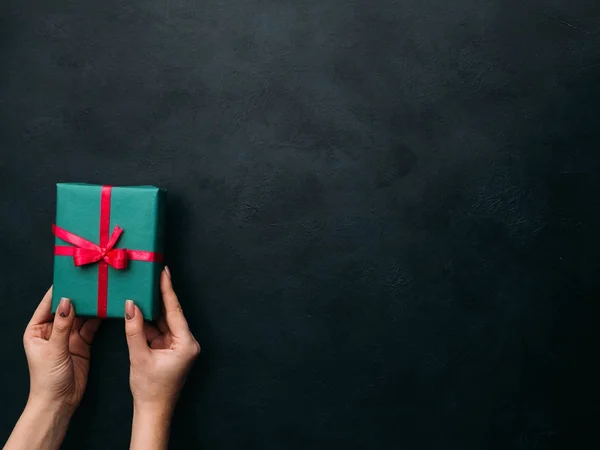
[1, 0, 599, 448]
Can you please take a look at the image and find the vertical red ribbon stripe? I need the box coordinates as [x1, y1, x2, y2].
[97, 186, 112, 318]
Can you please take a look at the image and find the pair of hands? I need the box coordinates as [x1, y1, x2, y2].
[5, 267, 199, 450]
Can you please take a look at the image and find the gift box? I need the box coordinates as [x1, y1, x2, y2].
[52, 183, 166, 319]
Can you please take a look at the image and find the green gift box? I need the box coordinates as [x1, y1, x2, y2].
[52, 183, 166, 319]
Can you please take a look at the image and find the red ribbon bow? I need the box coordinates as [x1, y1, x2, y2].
[53, 224, 129, 269]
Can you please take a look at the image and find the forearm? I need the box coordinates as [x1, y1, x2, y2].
[3, 399, 72, 450]
[130, 405, 172, 450]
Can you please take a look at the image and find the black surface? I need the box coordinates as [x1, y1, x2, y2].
[1, 0, 600, 449]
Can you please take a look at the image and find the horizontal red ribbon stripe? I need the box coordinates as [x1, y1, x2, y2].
[54, 245, 163, 264]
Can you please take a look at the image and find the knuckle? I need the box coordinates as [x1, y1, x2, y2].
[175, 335, 200, 358]
[126, 328, 142, 339]
[125, 321, 143, 337]
[53, 322, 69, 334]
[189, 340, 201, 358]
[166, 305, 184, 316]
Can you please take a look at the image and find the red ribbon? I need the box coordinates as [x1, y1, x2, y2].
[53, 225, 130, 269]
[53, 185, 163, 317]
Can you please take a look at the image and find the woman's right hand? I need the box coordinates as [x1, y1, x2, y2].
[124, 267, 200, 449]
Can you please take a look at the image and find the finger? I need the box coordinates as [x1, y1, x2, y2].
[79, 318, 102, 346]
[156, 316, 169, 334]
[124, 300, 150, 360]
[28, 286, 54, 327]
[160, 268, 191, 337]
[143, 322, 162, 344]
[149, 335, 168, 350]
[50, 297, 76, 348]
[73, 317, 85, 332]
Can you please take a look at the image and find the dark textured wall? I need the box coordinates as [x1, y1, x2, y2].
[1, 0, 600, 449]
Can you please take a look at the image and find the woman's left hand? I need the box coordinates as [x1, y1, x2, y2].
[23, 287, 101, 413]
[4, 287, 102, 450]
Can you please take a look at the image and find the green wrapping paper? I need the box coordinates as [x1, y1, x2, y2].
[51, 183, 166, 319]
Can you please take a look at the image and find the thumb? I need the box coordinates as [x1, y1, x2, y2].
[50, 297, 75, 348]
[124, 300, 149, 361]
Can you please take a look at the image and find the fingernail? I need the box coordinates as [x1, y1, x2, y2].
[57, 298, 71, 318]
[164, 266, 171, 279]
[125, 300, 135, 320]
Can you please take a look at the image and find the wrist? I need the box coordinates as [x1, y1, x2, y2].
[26, 395, 76, 421]
[4, 396, 74, 450]
[133, 402, 174, 425]
[131, 402, 172, 450]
